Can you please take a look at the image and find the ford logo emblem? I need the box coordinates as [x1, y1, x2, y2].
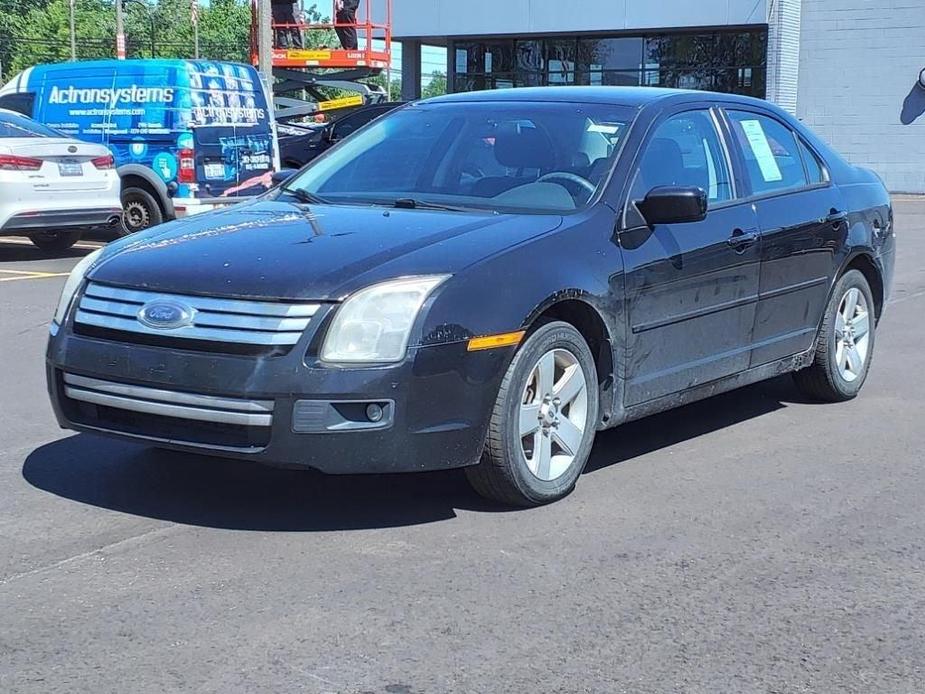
[67, 145, 78, 153]
[137, 300, 195, 330]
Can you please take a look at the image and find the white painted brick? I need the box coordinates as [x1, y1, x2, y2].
[796, 0, 925, 192]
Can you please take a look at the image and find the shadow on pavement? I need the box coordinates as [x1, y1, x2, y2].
[586, 374, 809, 473]
[0, 241, 97, 263]
[22, 436, 496, 531]
[23, 375, 811, 530]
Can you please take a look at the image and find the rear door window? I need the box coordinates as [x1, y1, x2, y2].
[726, 110, 807, 195]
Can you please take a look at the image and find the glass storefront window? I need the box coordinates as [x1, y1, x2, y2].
[451, 29, 767, 98]
[545, 40, 577, 76]
[516, 40, 544, 73]
[484, 42, 514, 74]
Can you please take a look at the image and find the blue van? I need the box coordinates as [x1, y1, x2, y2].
[0, 59, 280, 233]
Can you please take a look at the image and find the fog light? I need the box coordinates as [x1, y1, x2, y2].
[366, 403, 384, 422]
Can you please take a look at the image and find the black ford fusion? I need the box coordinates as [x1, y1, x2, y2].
[47, 87, 895, 506]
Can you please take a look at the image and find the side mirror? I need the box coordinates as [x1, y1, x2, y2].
[271, 169, 299, 186]
[636, 185, 708, 226]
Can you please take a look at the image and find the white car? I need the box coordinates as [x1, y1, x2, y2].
[0, 108, 122, 251]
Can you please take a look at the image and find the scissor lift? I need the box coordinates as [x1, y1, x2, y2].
[250, 0, 392, 122]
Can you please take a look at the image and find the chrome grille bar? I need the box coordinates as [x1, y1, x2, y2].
[75, 281, 320, 346]
[63, 373, 274, 427]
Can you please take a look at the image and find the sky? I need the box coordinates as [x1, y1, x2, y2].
[371, 41, 447, 87]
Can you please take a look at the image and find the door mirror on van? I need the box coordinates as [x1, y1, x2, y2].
[271, 169, 299, 186]
[637, 186, 708, 226]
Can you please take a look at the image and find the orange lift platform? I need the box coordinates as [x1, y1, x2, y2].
[250, 0, 393, 121]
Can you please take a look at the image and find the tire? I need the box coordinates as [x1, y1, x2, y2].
[28, 230, 82, 252]
[120, 186, 163, 236]
[466, 321, 600, 507]
[793, 269, 877, 402]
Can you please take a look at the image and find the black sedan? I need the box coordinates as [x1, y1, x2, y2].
[46, 87, 895, 506]
[277, 102, 403, 169]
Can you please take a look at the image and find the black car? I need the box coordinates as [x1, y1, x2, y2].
[47, 87, 895, 506]
[277, 102, 404, 168]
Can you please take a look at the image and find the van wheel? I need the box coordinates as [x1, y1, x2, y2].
[465, 321, 600, 507]
[120, 187, 163, 236]
[29, 230, 81, 252]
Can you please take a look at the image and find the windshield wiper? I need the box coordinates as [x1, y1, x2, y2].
[392, 198, 482, 213]
[280, 185, 328, 205]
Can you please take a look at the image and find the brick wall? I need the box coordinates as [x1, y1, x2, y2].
[797, 0, 925, 193]
[767, 0, 802, 114]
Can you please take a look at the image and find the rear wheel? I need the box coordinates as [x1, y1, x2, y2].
[793, 269, 876, 402]
[120, 187, 163, 236]
[28, 230, 81, 252]
[466, 321, 600, 507]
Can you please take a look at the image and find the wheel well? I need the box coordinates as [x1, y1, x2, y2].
[121, 175, 167, 215]
[533, 299, 614, 421]
[845, 254, 884, 320]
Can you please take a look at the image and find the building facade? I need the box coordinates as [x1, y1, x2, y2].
[394, 0, 925, 193]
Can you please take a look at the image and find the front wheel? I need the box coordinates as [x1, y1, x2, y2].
[466, 321, 600, 507]
[793, 269, 877, 402]
[29, 230, 81, 252]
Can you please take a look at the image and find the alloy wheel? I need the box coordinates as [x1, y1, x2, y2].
[518, 348, 589, 482]
[834, 287, 871, 382]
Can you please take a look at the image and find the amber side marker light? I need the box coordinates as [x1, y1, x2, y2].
[467, 330, 526, 352]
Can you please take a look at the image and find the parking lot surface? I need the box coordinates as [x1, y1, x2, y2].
[1, 200, 924, 694]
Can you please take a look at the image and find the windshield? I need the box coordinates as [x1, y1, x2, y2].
[283, 101, 634, 214]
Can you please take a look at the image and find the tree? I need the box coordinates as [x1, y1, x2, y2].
[0, 0, 334, 80]
[422, 70, 446, 99]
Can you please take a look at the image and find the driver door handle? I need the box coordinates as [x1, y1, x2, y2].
[727, 228, 759, 251]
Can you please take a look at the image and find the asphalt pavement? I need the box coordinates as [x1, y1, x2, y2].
[1, 200, 924, 694]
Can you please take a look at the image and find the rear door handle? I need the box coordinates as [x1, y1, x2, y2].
[727, 228, 759, 251]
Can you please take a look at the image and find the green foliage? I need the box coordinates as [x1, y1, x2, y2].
[422, 70, 446, 99]
[0, 0, 337, 81]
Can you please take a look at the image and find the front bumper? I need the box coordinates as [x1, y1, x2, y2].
[46, 324, 509, 474]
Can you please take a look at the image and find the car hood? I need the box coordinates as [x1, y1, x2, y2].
[90, 199, 563, 301]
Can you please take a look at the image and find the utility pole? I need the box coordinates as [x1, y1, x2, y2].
[191, 0, 199, 59]
[69, 0, 77, 60]
[115, 0, 126, 59]
[257, 0, 273, 84]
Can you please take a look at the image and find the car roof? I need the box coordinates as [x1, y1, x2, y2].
[29, 58, 255, 74]
[424, 86, 774, 111]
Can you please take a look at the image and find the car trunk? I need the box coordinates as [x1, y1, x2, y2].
[3, 138, 111, 191]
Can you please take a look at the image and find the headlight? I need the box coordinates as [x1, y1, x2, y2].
[321, 275, 449, 363]
[53, 248, 103, 326]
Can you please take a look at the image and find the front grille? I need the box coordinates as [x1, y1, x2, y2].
[74, 282, 320, 350]
[61, 372, 274, 450]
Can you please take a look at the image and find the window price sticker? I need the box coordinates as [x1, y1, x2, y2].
[740, 119, 782, 182]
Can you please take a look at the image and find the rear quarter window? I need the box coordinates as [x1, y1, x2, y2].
[798, 138, 828, 184]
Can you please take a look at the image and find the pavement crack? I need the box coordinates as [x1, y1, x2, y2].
[0, 524, 183, 587]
